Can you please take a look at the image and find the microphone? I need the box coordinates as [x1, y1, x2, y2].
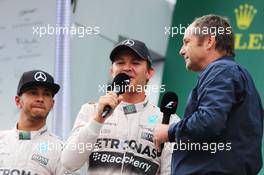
[102, 73, 130, 118]
[160, 91, 178, 124]
[160, 91, 178, 150]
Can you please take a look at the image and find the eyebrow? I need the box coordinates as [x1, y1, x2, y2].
[114, 56, 144, 62]
[183, 37, 190, 43]
[26, 87, 52, 93]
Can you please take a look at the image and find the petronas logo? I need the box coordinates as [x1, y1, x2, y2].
[234, 4, 257, 30]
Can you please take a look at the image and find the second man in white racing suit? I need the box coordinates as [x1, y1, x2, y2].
[61, 39, 180, 175]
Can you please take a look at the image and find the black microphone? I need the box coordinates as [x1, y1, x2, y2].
[160, 91, 178, 150]
[102, 73, 130, 118]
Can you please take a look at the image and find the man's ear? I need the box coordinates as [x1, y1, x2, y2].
[15, 96, 21, 109]
[206, 35, 216, 50]
[146, 67, 155, 80]
[51, 99, 55, 109]
[110, 67, 113, 77]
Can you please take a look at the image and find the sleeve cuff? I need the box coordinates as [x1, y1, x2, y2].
[168, 122, 177, 142]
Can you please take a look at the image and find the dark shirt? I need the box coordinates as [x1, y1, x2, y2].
[168, 56, 263, 175]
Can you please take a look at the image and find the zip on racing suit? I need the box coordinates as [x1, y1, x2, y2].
[0, 125, 72, 175]
[61, 97, 180, 175]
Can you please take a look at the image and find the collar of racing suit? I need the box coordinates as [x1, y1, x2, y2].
[117, 96, 149, 114]
[12, 124, 48, 140]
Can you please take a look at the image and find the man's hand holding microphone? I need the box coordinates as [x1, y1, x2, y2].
[94, 73, 130, 124]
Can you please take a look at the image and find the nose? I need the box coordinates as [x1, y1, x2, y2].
[179, 46, 186, 57]
[123, 62, 132, 72]
[36, 95, 44, 102]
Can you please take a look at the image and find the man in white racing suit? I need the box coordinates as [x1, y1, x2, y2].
[0, 70, 71, 175]
[0, 125, 66, 175]
[61, 39, 180, 175]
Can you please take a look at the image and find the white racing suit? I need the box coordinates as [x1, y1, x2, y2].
[61, 97, 180, 175]
[0, 125, 71, 175]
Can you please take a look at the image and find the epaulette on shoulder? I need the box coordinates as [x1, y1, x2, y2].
[148, 102, 158, 109]
[48, 133, 63, 143]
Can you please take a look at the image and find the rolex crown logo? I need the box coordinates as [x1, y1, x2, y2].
[234, 4, 257, 30]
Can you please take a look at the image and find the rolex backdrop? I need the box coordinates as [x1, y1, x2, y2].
[161, 0, 264, 174]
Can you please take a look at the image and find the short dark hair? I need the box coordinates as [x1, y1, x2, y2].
[193, 14, 235, 57]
